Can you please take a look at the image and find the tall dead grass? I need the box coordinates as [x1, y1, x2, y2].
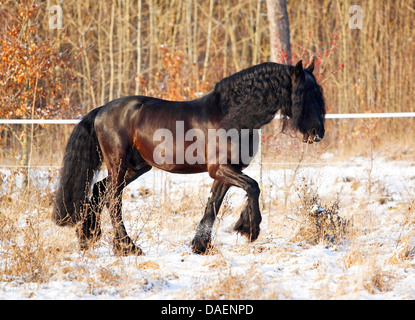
[0, 187, 70, 283]
[1, 1, 415, 166]
[1, 154, 415, 299]
[290, 179, 349, 246]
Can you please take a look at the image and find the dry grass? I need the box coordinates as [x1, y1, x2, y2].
[190, 265, 279, 300]
[290, 178, 349, 246]
[1, 155, 415, 299]
[0, 189, 70, 283]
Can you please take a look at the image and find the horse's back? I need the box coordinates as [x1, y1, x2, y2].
[131, 96, 212, 173]
[94, 94, 213, 174]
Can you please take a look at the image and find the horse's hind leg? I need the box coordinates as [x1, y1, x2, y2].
[76, 178, 107, 250]
[192, 180, 229, 254]
[108, 160, 152, 256]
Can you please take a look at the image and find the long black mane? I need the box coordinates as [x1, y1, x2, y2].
[212, 62, 325, 137]
[212, 62, 292, 130]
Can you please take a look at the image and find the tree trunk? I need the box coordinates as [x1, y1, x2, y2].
[109, 0, 116, 101]
[202, 0, 214, 82]
[266, 0, 292, 64]
[135, 0, 142, 95]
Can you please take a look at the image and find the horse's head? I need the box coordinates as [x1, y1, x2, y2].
[290, 59, 326, 144]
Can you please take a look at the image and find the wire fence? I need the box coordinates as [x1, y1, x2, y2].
[1, 112, 415, 125]
[0, 112, 414, 169]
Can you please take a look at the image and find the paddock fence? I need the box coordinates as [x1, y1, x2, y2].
[0, 112, 414, 169]
[1, 112, 415, 125]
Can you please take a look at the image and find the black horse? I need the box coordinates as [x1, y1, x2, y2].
[53, 60, 326, 255]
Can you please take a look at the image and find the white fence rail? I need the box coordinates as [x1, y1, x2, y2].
[1, 112, 415, 125]
[0, 112, 414, 172]
[323, 112, 415, 119]
[0, 119, 80, 125]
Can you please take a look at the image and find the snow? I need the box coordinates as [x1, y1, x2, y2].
[1, 155, 415, 300]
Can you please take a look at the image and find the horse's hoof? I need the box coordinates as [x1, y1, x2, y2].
[249, 226, 260, 242]
[113, 238, 144, 256]
[234, 223, 260, 242]
[233, 221, 250, 237]
[76, 223, 102, 251]
[191, 237, 211, 255]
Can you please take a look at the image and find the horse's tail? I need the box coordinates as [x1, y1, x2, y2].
[53, 107, 103, 227]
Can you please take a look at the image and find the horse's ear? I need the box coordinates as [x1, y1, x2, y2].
[306, 56, 315, 73]
[293, 60, 303, 80]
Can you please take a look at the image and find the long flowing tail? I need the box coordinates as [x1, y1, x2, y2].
[53, 107, 103, 226]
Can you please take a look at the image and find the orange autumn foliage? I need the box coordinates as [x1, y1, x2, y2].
[0, 0, 75, 120]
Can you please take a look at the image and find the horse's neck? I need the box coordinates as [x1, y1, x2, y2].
[217, 64, 292, 130]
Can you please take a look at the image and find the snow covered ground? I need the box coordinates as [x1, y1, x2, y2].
[1, 155, 415, 299]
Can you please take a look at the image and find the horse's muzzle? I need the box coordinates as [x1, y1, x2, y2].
[303, 128, 324, 144]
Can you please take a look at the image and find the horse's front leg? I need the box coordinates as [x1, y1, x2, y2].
[213, 164, 262, 242]
[192, 180, 229, 254]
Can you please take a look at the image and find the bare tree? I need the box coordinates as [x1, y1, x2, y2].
[266, 0, 292, 64]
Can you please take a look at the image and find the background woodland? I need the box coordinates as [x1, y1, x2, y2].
[0, 0, 414, 165]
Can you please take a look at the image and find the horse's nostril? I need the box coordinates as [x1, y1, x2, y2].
[311, 128, 318, 136]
